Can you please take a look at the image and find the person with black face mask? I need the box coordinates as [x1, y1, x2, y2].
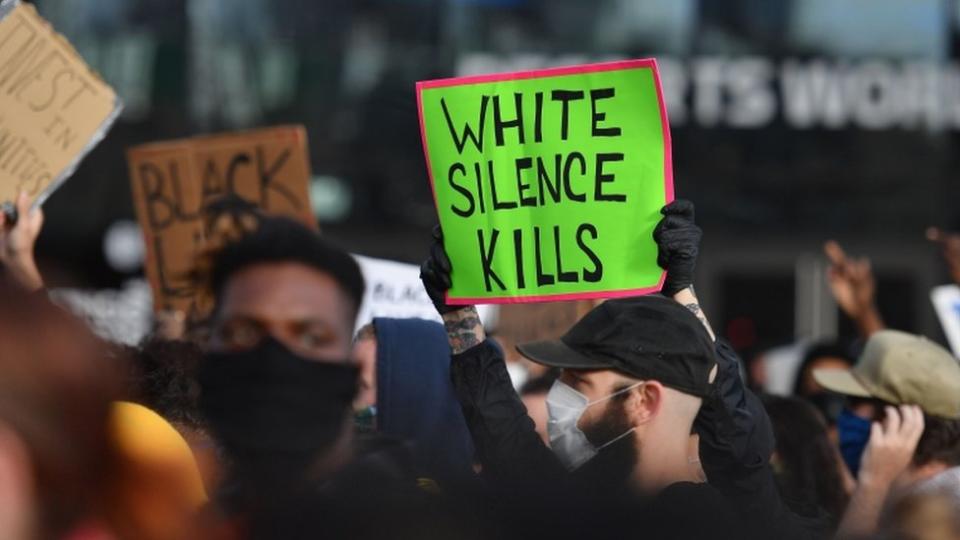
[200, 337, 360, 491]
[198, 216, 461, 540]
[199, 216, 366, 494]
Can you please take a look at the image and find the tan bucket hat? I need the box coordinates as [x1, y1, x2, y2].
[814, 330, 960, 419]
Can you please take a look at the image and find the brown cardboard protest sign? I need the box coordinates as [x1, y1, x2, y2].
[494, 301, 580, 364]
[0, 0, 121, 210]
[128, 126, 315, 318]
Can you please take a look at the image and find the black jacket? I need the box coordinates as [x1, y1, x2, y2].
[450, 338, 830, 539]
[695, 340, 831, 538]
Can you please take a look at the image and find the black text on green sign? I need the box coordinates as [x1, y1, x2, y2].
[440, 87, 631, 293]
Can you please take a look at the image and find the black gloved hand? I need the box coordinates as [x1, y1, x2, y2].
[420, 225, 459, 314]
[653, 199, 702, 297]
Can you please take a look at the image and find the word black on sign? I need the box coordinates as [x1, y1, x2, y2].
[128, 125, 315, 318]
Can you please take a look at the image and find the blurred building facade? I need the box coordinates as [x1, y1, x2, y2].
[29, 0, 960, 352]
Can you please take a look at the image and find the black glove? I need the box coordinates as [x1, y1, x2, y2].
[420, 225, 459, 314]
[653, 199, 702, 297]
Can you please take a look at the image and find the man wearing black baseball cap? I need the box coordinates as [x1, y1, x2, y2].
[421, 200, 826, 539]
[516, 295, 717, 483]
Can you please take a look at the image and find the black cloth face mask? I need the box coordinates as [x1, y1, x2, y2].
[199, 336, 359, 473]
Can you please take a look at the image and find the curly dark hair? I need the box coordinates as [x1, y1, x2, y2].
[131, 336, 204, 430]
[914, 414, 960, 467]
[208, 215, 365, 319]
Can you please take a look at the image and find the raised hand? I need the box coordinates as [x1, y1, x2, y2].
[653, 199, 702, 297]
[824, 240, 883, 336]
[0, 191, 44, 291]
[838, 405, 925, 538]
[419, 225, 485, 354]
[419, 225, 458, 315]
[858, 405, 925, 488]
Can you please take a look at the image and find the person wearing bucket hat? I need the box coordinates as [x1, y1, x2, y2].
[814, 330, 960, 420]
[814, 330, 960, 538]
[420, 200, 826, 539]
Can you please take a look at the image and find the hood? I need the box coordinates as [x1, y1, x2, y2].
[373, 317, 475, 483]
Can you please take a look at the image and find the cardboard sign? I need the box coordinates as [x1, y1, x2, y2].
[493, 301, 583, 361]
[128, 126, 315, 317]
[931, 284, 960, 358]
[0, 0, 121, 209]
[417, 59, 672, 304]
[354, 255, 495, 330]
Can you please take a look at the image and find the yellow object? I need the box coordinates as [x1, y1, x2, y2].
[416, 477, 442, 495]
[110, 402, 208, 508]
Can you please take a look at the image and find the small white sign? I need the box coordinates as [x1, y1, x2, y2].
[931, 284, 960, 358]
[354, 255, 496, 331]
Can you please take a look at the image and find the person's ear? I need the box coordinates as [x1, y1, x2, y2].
[625, 381, 663, 426]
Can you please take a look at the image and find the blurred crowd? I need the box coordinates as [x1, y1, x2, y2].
[1, 188, 960, 540]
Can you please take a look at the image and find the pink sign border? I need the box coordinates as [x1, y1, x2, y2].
[415, 58, 674, 305]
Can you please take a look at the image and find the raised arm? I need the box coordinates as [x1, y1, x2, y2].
[420, 226, 561, 488]
[656, 200, 828, 539]
[824, 241, 884, 338]
[653, 199, 715, 339]
[0, 191, 44, 292]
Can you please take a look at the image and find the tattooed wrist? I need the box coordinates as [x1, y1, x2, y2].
[684, 302, 707, 325]
[683, 301, 715, 341]
[671, 287, 716, 341]
[442, 306, 486, 354]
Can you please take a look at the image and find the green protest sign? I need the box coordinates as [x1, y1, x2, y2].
[416, 59, 673, 304]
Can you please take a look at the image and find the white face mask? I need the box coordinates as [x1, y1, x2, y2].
[545, 379, 642, 471]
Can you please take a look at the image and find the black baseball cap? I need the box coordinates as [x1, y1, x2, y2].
[517, 296, 717, 398]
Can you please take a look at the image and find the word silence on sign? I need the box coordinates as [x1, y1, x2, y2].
[128, 125, 315, 318]
[417, 59, 672, 304]
[0, 0, 121, 211]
